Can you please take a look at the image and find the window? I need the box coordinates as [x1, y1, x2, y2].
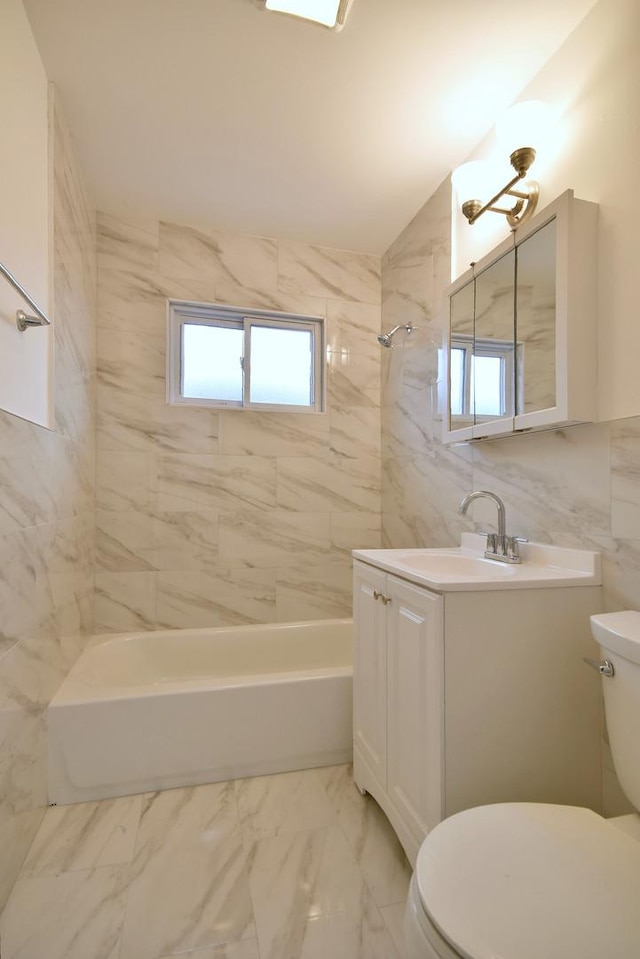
[448, 333, 514, 419]
[167, 301, 325, 412]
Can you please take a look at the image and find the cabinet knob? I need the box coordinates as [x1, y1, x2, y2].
[373, 590, 391, 605]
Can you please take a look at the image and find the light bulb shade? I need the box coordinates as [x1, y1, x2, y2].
[495, 100, 555, 156]
[264, 0, 350, 28]
[451, 160, 494, 203]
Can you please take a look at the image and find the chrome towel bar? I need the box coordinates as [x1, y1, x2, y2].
[0, 260, 50, 331]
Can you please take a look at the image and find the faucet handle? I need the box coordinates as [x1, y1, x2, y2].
[479, 531, 498, 554]
[505, 536, 527, 561]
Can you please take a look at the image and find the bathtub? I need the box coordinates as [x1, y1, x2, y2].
[48, 618, 352, 804]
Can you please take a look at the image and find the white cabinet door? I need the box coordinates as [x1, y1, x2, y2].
[386, 575, 443, 842]
[353, 561, 388, 790]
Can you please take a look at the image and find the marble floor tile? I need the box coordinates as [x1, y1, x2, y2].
[380, 902, 408, 957]
[159, 942, 260, 959]
[248, 825, 398, 959]
[316, 765, 412, 908]
[2, 769, 409, 959]
[254, 888, 400, 959]
[248, 826, 365, 930]
[118, 783, 254, 959]
[235, 769, 338, 842]
[0, 864, 129, 959]
[321, 889, 401, 959]
[21, 795, 142, 877]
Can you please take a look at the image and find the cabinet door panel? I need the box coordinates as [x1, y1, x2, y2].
[387, 576, 443, 842]
[473, 248, 516, 431]
[448, 278, 475, 435]
[516, 218, 557, 415]
[353, 562, 388, 788]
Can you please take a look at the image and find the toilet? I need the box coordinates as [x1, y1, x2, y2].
[404, 611, 640, 959]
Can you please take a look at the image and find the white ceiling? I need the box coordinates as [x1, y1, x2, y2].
[24, 0, 597, 254]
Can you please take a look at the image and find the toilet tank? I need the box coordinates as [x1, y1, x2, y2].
[591, 611, 640, 811]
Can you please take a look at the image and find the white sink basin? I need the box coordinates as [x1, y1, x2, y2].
[392, 551, 518, 579]
[353, 534, 601, 592]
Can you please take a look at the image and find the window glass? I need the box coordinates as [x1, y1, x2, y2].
[249, 325, 313, 406]
[449, 347, 465, 416]
[182, 323, 243, 401]
[168, 302, 324, 412]
[472, 355, 503, 416]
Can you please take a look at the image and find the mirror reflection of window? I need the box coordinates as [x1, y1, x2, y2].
[449, 281, 474, 430]
[451, 334, 514, 420]
[449, 347, 465, 416]
[472, 355, 503, 416]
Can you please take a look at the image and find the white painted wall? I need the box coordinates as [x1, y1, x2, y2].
[0, 0, 51, 428]
[451, 0, 640, 423]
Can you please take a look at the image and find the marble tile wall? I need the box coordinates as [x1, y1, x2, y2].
[381, 175, 639, 816]
[0, 101, 97, 910]
[95, 216, 382, 630]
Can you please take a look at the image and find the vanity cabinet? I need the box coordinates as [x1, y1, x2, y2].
[443, 189, 598, 443]
[353, 563, 443, 847]
[353, 558, 603, 866]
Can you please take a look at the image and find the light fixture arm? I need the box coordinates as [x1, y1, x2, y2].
[461, 147, 539, 230]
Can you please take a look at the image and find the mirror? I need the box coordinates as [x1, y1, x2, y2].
[448, 279, 474, 433]
[473, 249, 516, 427]
[445, 191, 598, 444]
[515, 219, 556, 415]
[447, 249, 516, 437]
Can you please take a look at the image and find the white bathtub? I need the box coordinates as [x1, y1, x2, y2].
[48, 618, 352, 804]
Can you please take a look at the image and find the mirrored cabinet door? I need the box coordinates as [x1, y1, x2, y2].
[515, 218, 557, 416]
[473, 248, 516, 430]
[443, 190, 597, 445]
[448, 278, 474, 436]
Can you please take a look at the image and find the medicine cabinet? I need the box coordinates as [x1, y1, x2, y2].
[442, 190, 598, 444]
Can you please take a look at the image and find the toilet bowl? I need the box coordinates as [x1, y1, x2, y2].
[404, 611, 640, 958]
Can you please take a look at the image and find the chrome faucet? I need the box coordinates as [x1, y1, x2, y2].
[458, 490, 525, 564]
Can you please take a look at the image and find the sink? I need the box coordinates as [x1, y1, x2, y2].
[392, 551, 518, 579]
[353, 533, 602, 592]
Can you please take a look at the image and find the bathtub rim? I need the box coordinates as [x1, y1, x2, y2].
[51, 616, 353, 706]
[88, 616, 353, 650]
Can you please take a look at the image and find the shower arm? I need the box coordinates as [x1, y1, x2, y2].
[377, 323, 413, 347]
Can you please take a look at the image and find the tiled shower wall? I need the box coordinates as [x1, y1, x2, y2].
[381, 176, 637, 817]
[0, 103, 96, 910]
[95, 215, 382, 631]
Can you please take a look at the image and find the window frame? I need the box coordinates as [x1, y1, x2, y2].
[167, 300, 326, 413]
[449, 332, 515, 420]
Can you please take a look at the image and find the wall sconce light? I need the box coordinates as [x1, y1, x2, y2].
[264, 0, 353, 30]
[453, 101, 554, 230]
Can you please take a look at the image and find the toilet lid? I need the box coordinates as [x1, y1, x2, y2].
[415, 803, 640, 959]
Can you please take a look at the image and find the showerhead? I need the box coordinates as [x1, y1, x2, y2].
[377, 323, 413, 348]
